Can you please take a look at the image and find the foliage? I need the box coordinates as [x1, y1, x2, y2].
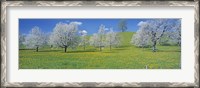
[19, 32, 181, 69]
[131, 25, 152, 48]
[131, 19, 181, 52]
[19, 19, 181, 69]
[89, 24, 106, 51]
[105, 28, 120, 50]
[23, 26, 47, 52]
[49, 22, 81, 52]
[79, 30, 89, 50]
[168, 19, 181, 46]
[19, 33, 26, 49]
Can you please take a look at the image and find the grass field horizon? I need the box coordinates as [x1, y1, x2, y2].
[19, 32, 181, 69]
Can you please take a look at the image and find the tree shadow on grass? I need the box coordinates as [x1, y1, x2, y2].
[39, 50, 62, 52]
[118, 45, 131, 48]
[19, 49, 35, 50]
[65, 50, 97, 53]
[157, 50, 181, 52]
[135, 48, 181, 52]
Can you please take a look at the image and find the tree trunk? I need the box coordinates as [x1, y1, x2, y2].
[110, 45, 111, 51]
[178, 38, 181, 47]
[152, 41, 156, 52]
[36, 46, 38, 52]
[178, 42, 181, 47]
[84, 41, 85, 50]
[64, 46, 68, 53]
[99, 46, 101, 51]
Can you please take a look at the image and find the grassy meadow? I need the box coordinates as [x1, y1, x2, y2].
[19, 32, 181, 69]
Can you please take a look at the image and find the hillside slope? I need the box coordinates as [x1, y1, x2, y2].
[118, 32, 135, 46]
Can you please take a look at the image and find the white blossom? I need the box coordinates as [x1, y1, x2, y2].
[19, 33, 26, 49]
[131, 19, 176, 52]
[105, 28, 120, 50]
[131, 24, 152, 48]
[169, 19, 181, 46]
[79, 30, 88, 50]
[89, 24, 106, 51]
[24, 26, 46, 52]
[49, 22, 81, 52]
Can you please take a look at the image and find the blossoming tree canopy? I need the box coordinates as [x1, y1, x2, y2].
[49, 22, 82, 52]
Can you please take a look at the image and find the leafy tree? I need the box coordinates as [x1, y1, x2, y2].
[19, 33, 26, 49]
[158, 34, 171, 46]
[118, 20, 127, 32]
[89, 24, 106, 51]
[105, 28, 120, 50]
[79, 30, 88, 50]
[49, 22, 81, 53]
[89, 33, 99, 48]
[46, 32, 53, 48]
[24, 26, 46, 52]
[169, 19, 181, 46]
[132, 19, 177, 52]
[158, 20, 181, 46]
[131, 23, 152, 48]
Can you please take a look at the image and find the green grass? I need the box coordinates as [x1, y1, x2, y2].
[19, 32, 181, 69]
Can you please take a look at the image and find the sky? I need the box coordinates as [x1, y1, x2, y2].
[19, 19, 178, 35]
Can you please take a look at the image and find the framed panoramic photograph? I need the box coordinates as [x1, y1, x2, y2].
[1, 0, 199, 88]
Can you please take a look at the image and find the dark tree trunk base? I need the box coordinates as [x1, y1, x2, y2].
[36, 47, 38, 52]
[152, 41, 157, 52]
[64, 46, 68, 53]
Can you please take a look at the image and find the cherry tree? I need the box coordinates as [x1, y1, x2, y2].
[89, 33, 99, 47]
[132, 19, 175, 52]
[19, 33, 26, 49]
[169, 19, 181, 46]
[24, 26, 46, 52]
[79, 30, 88, 50]
[49, 22, 81, 53]
[46, 32, 54, 48]
[131, 23, 152, 48]
[89, 24, 106, 51]
[105, 28, 120, 50]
